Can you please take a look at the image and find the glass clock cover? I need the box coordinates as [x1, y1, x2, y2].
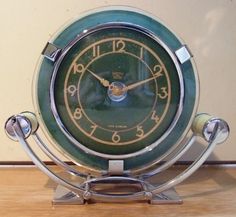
[36, 8, 198, 172]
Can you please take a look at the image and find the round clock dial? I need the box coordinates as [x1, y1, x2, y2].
[52, 24, 182, 156]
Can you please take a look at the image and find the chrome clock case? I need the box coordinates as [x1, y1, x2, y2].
[5, 7, 229, 204]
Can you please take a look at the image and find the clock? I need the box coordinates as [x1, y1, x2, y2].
[5, 7, 229, 204]
[37, 8, 196, 173]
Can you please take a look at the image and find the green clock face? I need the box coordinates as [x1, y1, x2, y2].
[52, 24, 182, 155]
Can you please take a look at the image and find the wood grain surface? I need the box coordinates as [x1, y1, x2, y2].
[0, 166, 236, 217]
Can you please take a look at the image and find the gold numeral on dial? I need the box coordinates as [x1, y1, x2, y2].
[113, 40, 125, 52]
[89, 125, 97, 136]
[153, 64, 163, 77]
[93, 45, 100, 58]
[158, 87, 168, 99]
[140, 46, 144, 59]
[72, 63, 85, 74]
[66, 85, 77, 97]
[151, 111, 159, 123]
[112, 131, 121, 143]
[136, 126, 144, 138]
[73, 108, 82, 120]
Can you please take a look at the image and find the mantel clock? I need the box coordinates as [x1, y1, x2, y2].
[5, 7, 229, 204]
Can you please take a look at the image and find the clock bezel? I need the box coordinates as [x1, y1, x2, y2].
[50, 22, 184, 159]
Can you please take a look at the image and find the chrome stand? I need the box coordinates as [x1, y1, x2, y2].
[53, 182, 182, 204]
[5, 112, 229, 205]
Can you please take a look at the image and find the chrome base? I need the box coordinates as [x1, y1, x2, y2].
[4, 112, 229, 205]
[150, 188, 182, 204]
[53, 185, 85, 205]
[53, 183, 182, 205]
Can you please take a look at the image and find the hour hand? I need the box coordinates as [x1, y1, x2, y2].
[87, 68, 110, 87]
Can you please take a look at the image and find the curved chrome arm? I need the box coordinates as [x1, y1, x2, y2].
[10, 118, 86, 196]
[141, 114, 229, 180]
[151, 123, 225, 195]
[140, 135, 196, 179]
[33, 133, 88, 178]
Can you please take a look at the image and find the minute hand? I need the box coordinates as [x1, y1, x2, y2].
[125, 73, 162, 91]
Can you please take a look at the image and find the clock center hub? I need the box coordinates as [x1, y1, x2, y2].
[107, 81, 127, 102]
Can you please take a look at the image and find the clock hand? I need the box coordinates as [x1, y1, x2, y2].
[86, 68, 110, 87]
[125, 73, 162, 91]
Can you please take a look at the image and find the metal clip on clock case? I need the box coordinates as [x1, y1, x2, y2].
[4, 8, 229, 204]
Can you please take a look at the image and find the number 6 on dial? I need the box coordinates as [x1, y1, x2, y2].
[112, 131, 121, 143]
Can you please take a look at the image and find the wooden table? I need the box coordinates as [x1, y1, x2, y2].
[0, 165, 236, 217]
